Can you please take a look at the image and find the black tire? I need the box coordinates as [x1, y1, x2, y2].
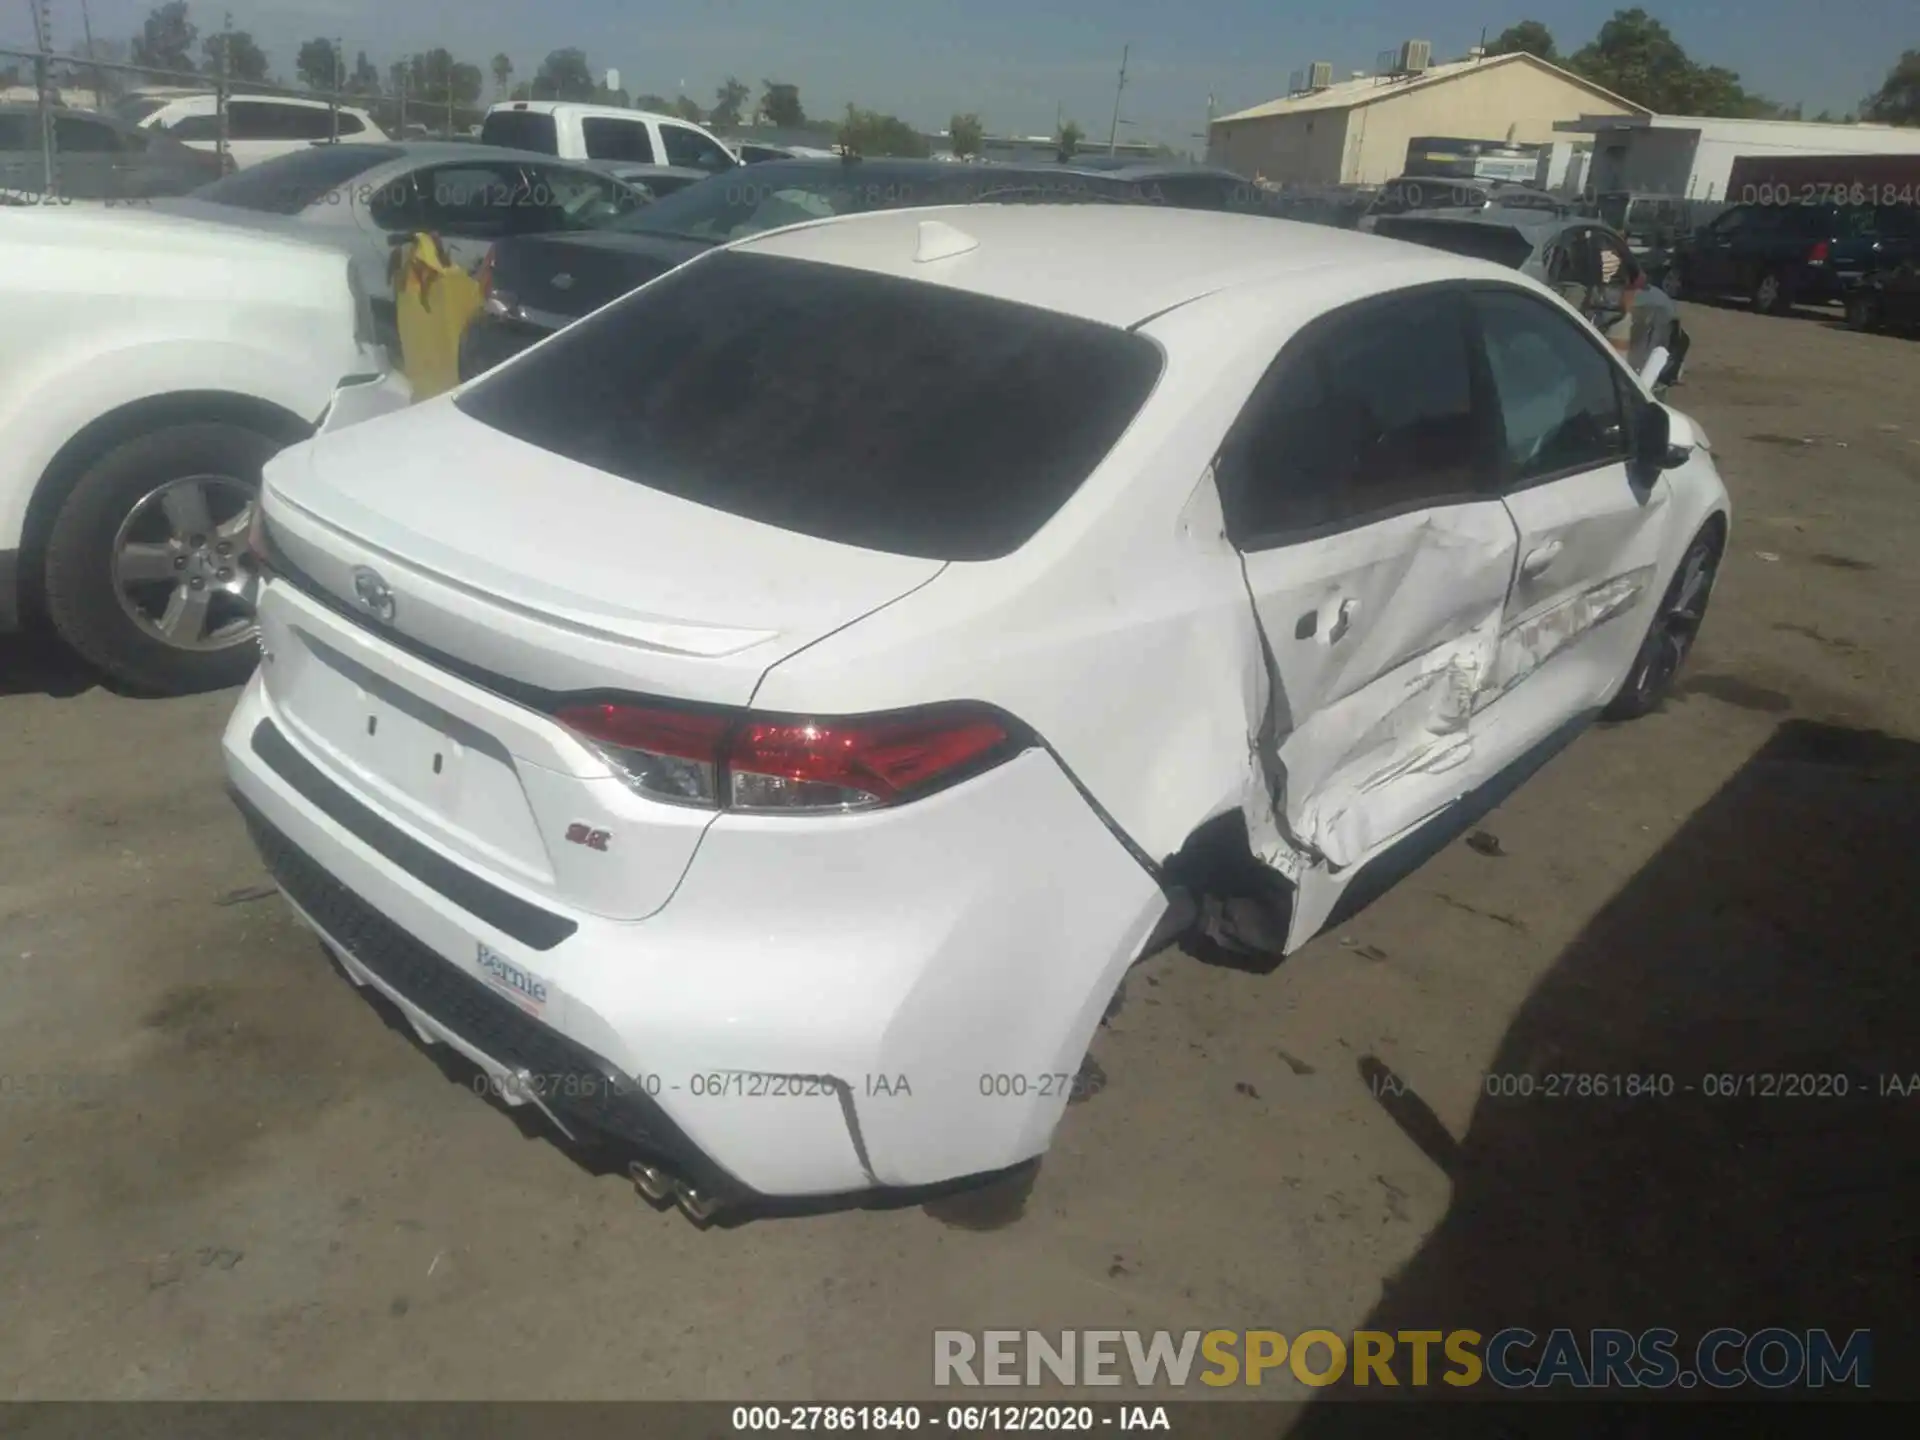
[1604, 527, 1722, 721]
[43, 422, 280, 695]
[1845, 292, 1882, 333]
[1751, 268, 1793, 315]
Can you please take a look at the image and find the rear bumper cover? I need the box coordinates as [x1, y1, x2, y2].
[221, 664, 1167, 1199]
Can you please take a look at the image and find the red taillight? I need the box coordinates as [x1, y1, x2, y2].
[554, 701, 1017, 813]
[1807, 240, 1830, 264]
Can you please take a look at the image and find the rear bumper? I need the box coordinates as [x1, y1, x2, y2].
[221, 660, 1166, 1200]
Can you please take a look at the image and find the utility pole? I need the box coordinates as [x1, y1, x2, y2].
[216, 13, 231, 174]
[1107, 43, 1129, 156]
[29, 0, 55, 198]
[79, 0, 102, 111]
[331, 35, 342, 141]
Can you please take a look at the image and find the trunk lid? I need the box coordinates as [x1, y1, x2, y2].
[262, 398, 945, 707]
[256, 399, 944, 923]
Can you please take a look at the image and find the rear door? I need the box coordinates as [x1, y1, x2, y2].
[1468, 285, 1671, 739]
[49, 112, 122, 199]
[1688, 204, 1752, 292]
[0, 110, 47, 197]
[1216, 285, 1519, 880]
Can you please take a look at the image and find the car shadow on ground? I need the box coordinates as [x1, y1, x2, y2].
[0, 631, 100, 699]
[1286, 718, 1920, 1430]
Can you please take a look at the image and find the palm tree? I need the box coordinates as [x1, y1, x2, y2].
[491, 53, 512, 100]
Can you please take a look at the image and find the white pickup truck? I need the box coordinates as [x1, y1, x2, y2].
[478, 101, 739, 175]
[0, 205, 409, 693]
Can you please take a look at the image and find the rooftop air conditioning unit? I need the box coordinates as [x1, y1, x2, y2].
[1399, 40, 1433, 74]
[1308, 61, 1334, 91]
[1288, 68, 1305, 96]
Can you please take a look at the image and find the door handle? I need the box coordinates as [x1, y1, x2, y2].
[1325, 597, 1358, 645]
[1521, 541, 1564, 579]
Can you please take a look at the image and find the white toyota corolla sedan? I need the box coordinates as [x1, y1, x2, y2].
[222, 204, 1730, 1219]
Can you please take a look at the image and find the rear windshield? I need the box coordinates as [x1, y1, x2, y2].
[187, 144, 403, 213]
[456, 251, 1164, 560]
[1373, 217, 1536, 269]
[480, 110, 558, 154]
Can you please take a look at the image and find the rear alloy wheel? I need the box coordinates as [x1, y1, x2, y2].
[1752, 269, 1791, 315]
[1604, 530, 1721, 721]
[43, 422, 279, 694]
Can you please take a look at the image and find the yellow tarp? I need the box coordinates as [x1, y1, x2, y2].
[390, 233, 483, 401]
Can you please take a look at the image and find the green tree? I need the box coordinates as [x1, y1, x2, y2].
[295, 37, 340, 91]
[674, 94, 705, 123]
[132, 2, 197, 74]
[635, 93, 673, 112]
[760, 80, 806, 127]
[1566, 7, 1777, 116]
[1056, 118, 1084, 159]
[389, 60, 410, 98]
[1862, 49, 1920, 125]
[1486, 20, 1556, 60]
[533, 48, 596, 102]
[1810, 108, 1858, 124]
[711, 76, 751, 128]
[837, 105, 930, 157]
[350, 51, 381, 96]
[948, 111, 984, 158]
[410, 49, 483, 106]
[201, 30, 268, 83]
[491, 53, 514, 99]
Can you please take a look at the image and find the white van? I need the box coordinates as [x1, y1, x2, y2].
[480, 101, 737, 175]
[140, 94, 390, 170]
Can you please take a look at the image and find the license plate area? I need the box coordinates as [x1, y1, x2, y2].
[269, 621, 556, 884]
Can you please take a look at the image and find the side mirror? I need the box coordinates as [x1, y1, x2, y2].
[1630, 399, 1672, 475]
[1638, 345, 1670, 389]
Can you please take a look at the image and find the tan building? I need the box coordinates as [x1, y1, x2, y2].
[1209, 51, 1646, 186]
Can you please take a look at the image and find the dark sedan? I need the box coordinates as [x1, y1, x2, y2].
[1, 103, 222, 201]
[460, 157, 1257, 378]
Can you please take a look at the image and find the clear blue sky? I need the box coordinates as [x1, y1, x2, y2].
[14, 0, 1913, 141]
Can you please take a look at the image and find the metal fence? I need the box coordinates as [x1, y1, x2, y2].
[3, 12, 477, 202]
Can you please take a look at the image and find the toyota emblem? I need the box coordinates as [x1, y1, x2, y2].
[351, 566, 396, 624]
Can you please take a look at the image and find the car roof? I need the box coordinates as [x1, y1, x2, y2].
[731, 204, 1517, 329]
[484, 100, 697, 125]
[148, 92, 375, 116]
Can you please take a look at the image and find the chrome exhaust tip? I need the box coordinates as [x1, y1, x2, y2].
[673, 1181, 721, 1223]
[628, 1161, 672, 1202]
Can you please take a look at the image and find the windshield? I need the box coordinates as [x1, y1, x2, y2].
[187, 145, 404, 213]
[1373, 217, 1537, 269]
[456, 251, 1164, 561]
[612, 165, 930, 241]
[115, 96, 173, 125]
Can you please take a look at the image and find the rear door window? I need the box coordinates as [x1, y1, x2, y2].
[480, 109, 559, 154]
[582, 117, 655, 162]
[1218, 289, 1488, 541]
[455, 251, 1164, 560]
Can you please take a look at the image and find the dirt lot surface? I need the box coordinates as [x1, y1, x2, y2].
[3, 300, 1916, 1413]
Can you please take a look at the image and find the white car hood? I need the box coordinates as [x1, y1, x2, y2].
[263, 397, 946, 667]
[5, 202, 344, 271]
